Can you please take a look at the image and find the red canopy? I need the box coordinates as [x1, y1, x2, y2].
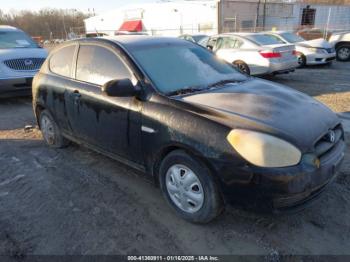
[119, 20, 143, 32]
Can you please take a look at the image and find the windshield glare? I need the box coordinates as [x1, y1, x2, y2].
[130, 43, 246, 95]
[280, 32, 305, 43]
[0, 31, 38, 49]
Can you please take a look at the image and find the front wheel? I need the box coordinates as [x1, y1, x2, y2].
[159, 150, 224, 223]
[336, 45, 350, 61]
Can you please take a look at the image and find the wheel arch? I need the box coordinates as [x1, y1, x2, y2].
[335, 41, 350, 49]
[151, 142, 218, 188]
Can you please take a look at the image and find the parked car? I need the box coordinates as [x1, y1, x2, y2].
[263, 31, 336, 67]
[33, 36, 345, 223]
[206, 33, 298, 75]
[86, 32, 109, 38]
[296, 28, 350, 61]
[0, 26, 48, 97]
[197, 36, 209, 47]
[179, 34, 208, 44]
[115, 31, 148, 36]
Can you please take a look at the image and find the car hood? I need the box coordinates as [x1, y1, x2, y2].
[0, 48, 48, 61]
[179, 78, 339, 151]
[296, 38, 332, 48]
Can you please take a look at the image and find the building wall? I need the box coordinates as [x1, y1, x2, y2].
[84, 1, 217, 36]
[218, 0, 350, 32]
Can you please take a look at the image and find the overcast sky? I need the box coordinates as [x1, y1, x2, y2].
[1, 0, 162, 14]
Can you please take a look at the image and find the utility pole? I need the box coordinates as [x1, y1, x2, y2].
[255, 0, 261, 32]
[263, 0, 267, 31]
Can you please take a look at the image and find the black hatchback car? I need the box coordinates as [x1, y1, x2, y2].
[33, 36, 345, 223]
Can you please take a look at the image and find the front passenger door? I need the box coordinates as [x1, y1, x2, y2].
[65, 43, 143, 164]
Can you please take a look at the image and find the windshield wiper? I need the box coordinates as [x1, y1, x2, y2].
[207, 79, 243, 88]
[168, 86, 203, 96]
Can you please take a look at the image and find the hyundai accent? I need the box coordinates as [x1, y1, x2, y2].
[33, 36, 345, 223]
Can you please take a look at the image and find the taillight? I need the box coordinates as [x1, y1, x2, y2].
[292, 50, 298, 56]
[259, 51, 281, 59]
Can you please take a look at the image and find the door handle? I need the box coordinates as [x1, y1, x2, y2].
[72, 90, 81, 105]
[73, 90, 81, 97]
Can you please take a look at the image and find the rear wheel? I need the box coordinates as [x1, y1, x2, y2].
[233, 61, 250, 75]
[336, 45, 350, 61]
[39, 110, 69, 148]
[159, 150, 223, 223]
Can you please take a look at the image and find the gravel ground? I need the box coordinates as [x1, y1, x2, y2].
[0, 61, 349, 257]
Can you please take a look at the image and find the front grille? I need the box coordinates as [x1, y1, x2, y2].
[314, 124, 343, 159]
[3, 58, 45, 71]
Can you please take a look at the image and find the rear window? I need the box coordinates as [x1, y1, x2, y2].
[49, 45, 76, 78]
[245, 34, 281, 46]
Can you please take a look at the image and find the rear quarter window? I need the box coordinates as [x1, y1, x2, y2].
[49, 45, 76, 78]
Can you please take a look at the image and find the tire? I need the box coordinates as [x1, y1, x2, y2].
[159, 150, 224, 223]
[336, 45, 350, 61]
[233, 61, 250, 75]
[39, 110, 69, 148]
[297, 53, 306, 68]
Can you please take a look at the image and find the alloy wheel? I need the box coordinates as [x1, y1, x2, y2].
[338, 47, 350, 60]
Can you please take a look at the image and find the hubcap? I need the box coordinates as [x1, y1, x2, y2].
[338, 47, 350, 60]
[41, 115, 55, 145]
[165, 164, 204, 213]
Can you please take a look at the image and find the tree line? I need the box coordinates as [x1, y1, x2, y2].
[0, 8, 90, 40]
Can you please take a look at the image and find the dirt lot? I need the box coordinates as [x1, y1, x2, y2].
[0, 61, 349, 257]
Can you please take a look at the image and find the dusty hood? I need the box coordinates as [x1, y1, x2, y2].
[180, 78, 339, 151]
[0, 48, 47, 61]
[297, 38, 332, 48]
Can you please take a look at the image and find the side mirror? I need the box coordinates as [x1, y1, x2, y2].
[207, 45, 213, 51]
[102, 79, 138, 97]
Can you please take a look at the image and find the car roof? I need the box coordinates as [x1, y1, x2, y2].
[76, 35, 191, 49]
[0, 25, 21, 32]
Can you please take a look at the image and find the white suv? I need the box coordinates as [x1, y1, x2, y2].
[0, 26, 48, 97]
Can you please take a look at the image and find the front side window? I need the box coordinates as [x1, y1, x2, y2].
[50, 45, 76, 78]
[0, 30, 38, 49]
[76, 45, 132, 86]
[129, 42, 247, 95]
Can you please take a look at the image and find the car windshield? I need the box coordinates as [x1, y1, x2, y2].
[245, 34, 281, 46]
[130, 42, 247, 95]
[0, 30, 38, 49]
[280, 32, 305, 43]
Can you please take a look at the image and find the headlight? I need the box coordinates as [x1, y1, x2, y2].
[227, 129, 301, 168]
[308, 47, 326, 54]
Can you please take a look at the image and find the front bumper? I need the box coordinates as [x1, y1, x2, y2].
[213, 138, 345, 212]
[0, 76, 34, 97]
[306, 52, 336, 65]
